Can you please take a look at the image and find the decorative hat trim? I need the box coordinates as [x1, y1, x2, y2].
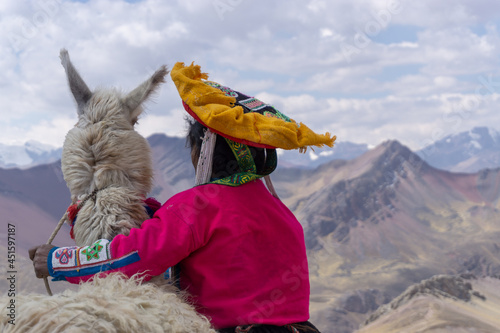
[183, 101, 277, 149]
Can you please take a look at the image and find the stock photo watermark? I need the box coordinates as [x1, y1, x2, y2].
[236, 258, 310, 325]
[7, 0, 66, 52]
[341, 0, 405, 63]
[212, 0, 246, 20]
[6, 223, 17, 326]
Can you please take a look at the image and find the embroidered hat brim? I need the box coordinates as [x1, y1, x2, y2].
[171, 62, 336, 150]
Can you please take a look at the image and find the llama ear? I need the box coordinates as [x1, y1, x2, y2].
[60, 49, 92, 116]
[123, 65, 169, 118]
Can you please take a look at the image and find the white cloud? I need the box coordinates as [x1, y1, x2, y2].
[0, 0, 499, 154]
[388, 41, 418, 48]
[249, 90, 500, 152]
[135, 111, 187, 139]
[309, 150, 319, 161]
[0, 116, 76, 146]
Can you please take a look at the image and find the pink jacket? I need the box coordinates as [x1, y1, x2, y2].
[48, 180, 310, 329]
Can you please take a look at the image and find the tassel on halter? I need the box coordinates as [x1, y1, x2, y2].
[67, 204, 79, 240]
[66, 187, 102, 240]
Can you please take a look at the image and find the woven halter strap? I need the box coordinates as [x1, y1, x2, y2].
[76, 187, 101, 208]
[67, 186, 110, 223]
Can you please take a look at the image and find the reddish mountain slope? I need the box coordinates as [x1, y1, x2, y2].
[272, 140, 500, 332]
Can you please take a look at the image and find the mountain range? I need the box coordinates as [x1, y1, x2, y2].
[1, 130, 500, 332]
[277, 141, 369, 169]
[3, 126, 499, 173]
[0, 141, 62, 169]
[271, 140, 500, 332]
[417, 127, 500, 173]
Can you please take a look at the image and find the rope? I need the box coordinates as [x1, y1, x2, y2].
[43, 211, 69, 296]
[43, 187, 102, 296]
[264, 175, 279, 199]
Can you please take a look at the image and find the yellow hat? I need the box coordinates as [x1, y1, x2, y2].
[171, 62, 336, 151]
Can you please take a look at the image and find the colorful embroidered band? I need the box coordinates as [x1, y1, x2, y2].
[48, 239, 141, 281]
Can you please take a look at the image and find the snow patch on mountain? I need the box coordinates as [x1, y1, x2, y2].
[417, 126, 500, 173]
[469, 140, 481, 150]
[488, 127, 500, 143]
[0, 141, 62, 169]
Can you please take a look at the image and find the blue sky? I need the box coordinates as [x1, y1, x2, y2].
[1, 0, 500, 151]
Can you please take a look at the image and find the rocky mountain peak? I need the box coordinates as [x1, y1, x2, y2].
[363, 274, 481, 326]
[300, 140, 431, 247]
[372, 140, 427, 175]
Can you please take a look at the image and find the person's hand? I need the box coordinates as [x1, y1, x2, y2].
[28, 244, 56, 278]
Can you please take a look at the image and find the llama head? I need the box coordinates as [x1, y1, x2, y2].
[59, 49, 168, 244]
[60, 49, 168, 128]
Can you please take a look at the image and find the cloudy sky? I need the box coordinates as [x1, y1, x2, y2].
[1, 0, 500, 151]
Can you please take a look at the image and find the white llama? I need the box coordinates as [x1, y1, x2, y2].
[60, 48, 157, 246]
[0, 50, 216, 333]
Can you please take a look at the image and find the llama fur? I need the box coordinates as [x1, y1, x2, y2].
[0, 49, 216, 333]
[0, 274, 215, 333]
[60, 47, 160, 246]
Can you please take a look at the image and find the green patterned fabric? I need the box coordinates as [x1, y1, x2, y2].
[226, 139, 256, 173]
[210, 138, 277, 187]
